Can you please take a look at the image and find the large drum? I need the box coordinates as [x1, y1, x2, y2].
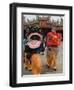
[25, 32, 45, 53]
[27, 33, 42, 49]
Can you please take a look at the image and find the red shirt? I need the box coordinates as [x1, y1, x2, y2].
[46, 32, 62, 47]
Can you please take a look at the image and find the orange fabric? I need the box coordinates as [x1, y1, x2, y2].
[31, 54, 42, 75]
[46, 49, 57, 69]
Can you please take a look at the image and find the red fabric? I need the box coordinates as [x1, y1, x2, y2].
[46, 32, 62, 47]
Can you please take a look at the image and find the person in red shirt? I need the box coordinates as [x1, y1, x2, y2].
[46, 31, 62, 71]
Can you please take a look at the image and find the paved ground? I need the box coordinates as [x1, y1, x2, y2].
[22, 42, 63, 75]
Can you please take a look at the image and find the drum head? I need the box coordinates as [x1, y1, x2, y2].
[27, 33, 42, 49]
